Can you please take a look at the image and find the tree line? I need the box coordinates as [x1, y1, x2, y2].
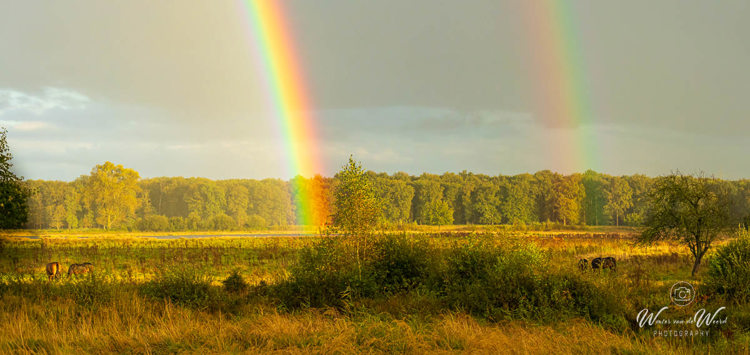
[22, 161, 750, 231]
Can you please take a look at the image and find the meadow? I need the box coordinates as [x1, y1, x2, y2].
[0, 228, 748, 354]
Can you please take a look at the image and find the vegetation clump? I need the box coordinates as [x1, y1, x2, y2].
[707, 229, 750, 304]
[222, 269, 248, 293]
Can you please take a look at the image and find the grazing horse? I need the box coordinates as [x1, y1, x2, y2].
[577, 258, 589, 271]
[602, 257, 616, 272]
[591, 257, 616, 272]
[68, 263, 93, 277]
[46, 262, 61, 281]
[591, 257, 603, 271]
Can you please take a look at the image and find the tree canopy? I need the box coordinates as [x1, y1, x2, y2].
[0, 128, 28, 229]
[639, 172, 732, 276]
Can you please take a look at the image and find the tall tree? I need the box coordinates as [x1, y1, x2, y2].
[333, 156, 380, 235]
[639, 172, 731, 277]
[86, 162, 141, 229]
[581, 170, 607, 225]
[549, 173, 585, 225]
[0, 128, 29, 229]
[604, 177, 633, 226]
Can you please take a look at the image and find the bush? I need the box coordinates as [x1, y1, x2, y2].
[169, 216, 186, 231]
[246, 214, 267, 229]
[68, 273, 114, 308]
[440, 238, 548, 320]
[706, 230, 750, 304]
[371, 235, 432, 294]
[141, 268, 218, 310]
[210, 213, 236, 230]
[137, 215, 170, 231]
[275, 237, 366, 308]
[222, 270, 248, 293]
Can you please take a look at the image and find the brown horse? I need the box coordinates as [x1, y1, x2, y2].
[68, 263, 94, 277]
[46, 262, 61, 281]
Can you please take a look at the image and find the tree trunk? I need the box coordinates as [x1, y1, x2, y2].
[691, 253, 703, 277]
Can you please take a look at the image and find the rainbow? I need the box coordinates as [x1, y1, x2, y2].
[522, 0, 599, 173]
[240, 0, 325, 226]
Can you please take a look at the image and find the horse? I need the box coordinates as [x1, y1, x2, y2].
[68, 263, 94, 277]
[577, 258, 589, 271]
[45, 262, 61, 281]
[591, 257, 616, 272]
[602, 257, 616, 272]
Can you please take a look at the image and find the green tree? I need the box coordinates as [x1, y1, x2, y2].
[86, 162, 141, 229]
[422, 199, 454, 226]
[225, 182, 249, 227]
[502, 174, 536, 225]
[468, 180, 501, 225]
[639, 172, 732, 277]
[372, 173, 414, 224]
[581, 170, 607, 225]
[0, 128, 29, 229]
[604, 177, 633, 226]
[332, 156, 380, 235]
[549, 174, 585, 225]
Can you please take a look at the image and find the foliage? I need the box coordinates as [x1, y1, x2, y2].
[84, 161, 141, 229]
[706, 229, 750, 304]
[370, 234, 433, 293]
[604, 177, 633, 227]
[332, 156, 380, 235]
[639, 172, 732, 276]
[222, 270, 248, 293]
[19, 164, 750, 231]
[137, 215, 170, 231]
[141, 268, 217, 310]
[0, 127, 28, 229]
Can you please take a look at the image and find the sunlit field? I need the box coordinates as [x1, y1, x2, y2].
[1, 229, 748, 354]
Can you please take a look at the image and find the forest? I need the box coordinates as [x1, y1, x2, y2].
[23, 161, 750, 231]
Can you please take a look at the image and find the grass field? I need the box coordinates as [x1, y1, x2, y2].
[0, 228, 748, 354]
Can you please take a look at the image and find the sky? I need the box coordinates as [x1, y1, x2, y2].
[0, 0, 748, 181]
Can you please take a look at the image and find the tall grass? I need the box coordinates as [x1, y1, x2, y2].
[1, 231, 748, 353]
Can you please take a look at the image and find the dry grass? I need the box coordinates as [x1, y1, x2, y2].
[1, 230, 747, 354]
[0, 293, 682, 354]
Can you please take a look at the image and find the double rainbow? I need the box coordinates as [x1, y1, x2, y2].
[241, 0, 325, 226]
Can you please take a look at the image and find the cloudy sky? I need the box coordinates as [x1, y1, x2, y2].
[1, 1, 748, 181]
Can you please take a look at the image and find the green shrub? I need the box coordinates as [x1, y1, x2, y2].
[137, 215, 170, 231]
[141, 268, 218, 310]
[370, 235, 432, 294]
[706, 230, 750, 304]
[275, 237, 366, 308]
[440, 238, 548, 320]
[209, 213, 237, 230]
[222, 270, 248, 293]
[68, 273, 114, 308]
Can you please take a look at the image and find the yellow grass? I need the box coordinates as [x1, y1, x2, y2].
[0, 293, 684, 354]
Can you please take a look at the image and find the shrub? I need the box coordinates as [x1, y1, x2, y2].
[706, 230, 750, 304]
[222, 270, 248, 293]
[137, 215, 170, 231]
[68, 273, 114, 308]
[210, 214, 236, 230]
[440, 238, 548, 320]
[275, 237, 367, 308]
[370, 234, 432, 294]
[169, 216, 186, 231]
[246, 214, 267, 229]
[141, 268, 217, 310]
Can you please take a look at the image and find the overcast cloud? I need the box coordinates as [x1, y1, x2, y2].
[0, 1, 748, 180]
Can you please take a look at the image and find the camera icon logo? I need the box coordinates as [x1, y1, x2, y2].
[669, 281, 696, 307]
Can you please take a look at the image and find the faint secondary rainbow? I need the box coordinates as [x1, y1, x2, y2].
[240, 0, 325, 225]
[523, 0, 600, 173]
